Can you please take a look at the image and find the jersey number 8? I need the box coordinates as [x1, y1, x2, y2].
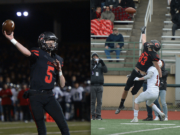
[138, 52, 148, 65]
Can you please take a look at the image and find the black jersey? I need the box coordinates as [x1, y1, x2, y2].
[136, 42, 159, 72]
[29, 47, 63, 91]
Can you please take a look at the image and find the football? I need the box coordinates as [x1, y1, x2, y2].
[2, 19, 15, 35]
[125, 7, 136, 14]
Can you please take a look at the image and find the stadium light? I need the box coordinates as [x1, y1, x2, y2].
[16, 12, 22, 16]
[23, 11, 28, 16]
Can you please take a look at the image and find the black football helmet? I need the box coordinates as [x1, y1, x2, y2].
[38, 32, 58, 51]
[148, 40, 161, 52]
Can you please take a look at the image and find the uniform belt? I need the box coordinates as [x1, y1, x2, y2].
[29, 89, 52, 96]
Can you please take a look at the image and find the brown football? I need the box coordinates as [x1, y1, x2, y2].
[125, 7, 136, 14]
[2, 19, 15, 35]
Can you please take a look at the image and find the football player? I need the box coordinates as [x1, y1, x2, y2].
[115, 26, 162, 114]
[131, 60, 165, 122]
[4, 31, 70, 135]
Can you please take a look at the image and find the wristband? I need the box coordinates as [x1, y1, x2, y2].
[59, 71, 62, 76]
[10, 39, 17, 45]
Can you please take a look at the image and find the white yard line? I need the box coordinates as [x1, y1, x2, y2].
[109, 126, 180, 135]
[99, 128, 105, 129]
[10, 130, 90, 135]
[121, 123, 176, 126]
[0, 124, 89, 130]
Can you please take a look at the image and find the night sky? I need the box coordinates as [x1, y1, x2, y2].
[0, 1, 90, 44]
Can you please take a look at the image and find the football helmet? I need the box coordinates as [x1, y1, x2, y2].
[38, 32, 58, 51]
[148, 40, 161, 52]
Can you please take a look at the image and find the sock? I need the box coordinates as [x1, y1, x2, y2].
[119, 99, 125, 108]
[134, 109, 139, 117]
[152, 104, 161, 115]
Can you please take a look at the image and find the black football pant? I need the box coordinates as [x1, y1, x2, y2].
[124, 69, 144, 95]
[2, 105, 12, 122]
[29, 90, 70, 135]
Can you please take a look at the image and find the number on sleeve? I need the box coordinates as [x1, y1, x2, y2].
[45, 66, 54, 83]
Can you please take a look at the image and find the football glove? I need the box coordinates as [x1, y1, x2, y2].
[134, 77, 140, 81]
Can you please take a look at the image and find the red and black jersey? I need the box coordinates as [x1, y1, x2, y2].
[18, 89, 29, 106]
[136, 42, 160, 72]
[29, 47, 63, 91]
[0, 89, 12, 105]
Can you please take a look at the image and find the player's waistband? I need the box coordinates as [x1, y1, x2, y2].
[28, 89, 53, 96]
[135, 67, 146, 76]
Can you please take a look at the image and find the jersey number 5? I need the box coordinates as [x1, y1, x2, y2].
[45, 66, 54, 83]
[138, 52, 148, 65]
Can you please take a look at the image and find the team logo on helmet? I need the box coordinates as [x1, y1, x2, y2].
[155, 43, 160, 48]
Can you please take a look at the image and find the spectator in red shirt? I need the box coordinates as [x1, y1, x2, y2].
[91, 7, 102, 20]
[0, 83, 12, 122]
[17, 83, 32, 123]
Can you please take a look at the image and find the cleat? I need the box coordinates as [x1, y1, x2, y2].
[91, 115, 95, 120]
[159, 113, 165, 121]
[115, 106, 125, 114]
[154, 116, 159, 121]
[164, 118, 168, 121]
[96, 116, 102, 120]
[131, 117, 138, 122]
[143, 117, 153, 121]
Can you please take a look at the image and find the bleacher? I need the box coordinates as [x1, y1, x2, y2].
[160, 6, 180, 71]
[91, 3, 140, 75]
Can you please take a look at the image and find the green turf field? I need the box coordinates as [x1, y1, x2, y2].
[91, 119, 180, 135]
[0, 121, 90, 135]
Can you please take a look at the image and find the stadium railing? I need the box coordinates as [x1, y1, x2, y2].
[91, 41, 180, 72]
[139, 0, 153, 56]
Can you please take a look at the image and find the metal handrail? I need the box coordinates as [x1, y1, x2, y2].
[139, 0, 153, 56]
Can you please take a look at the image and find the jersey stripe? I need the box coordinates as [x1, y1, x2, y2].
[31, 50, 39, 53]
[34, 53, 39, 56]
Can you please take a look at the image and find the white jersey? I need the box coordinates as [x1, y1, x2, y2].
[147, 66, 159, 90]
[11, 88, 18, 103]
[70, 86, 84, 101]
[63, 91, 71, 103]
[52, 86, 64, 101]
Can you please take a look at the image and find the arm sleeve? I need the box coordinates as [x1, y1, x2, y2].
[102, 64, 108, 73]
[150, 52, 160, 61]
[162, 70, 168, 78]
[29, 48, 39, 61]
[143, 71, 154, 80]
[109, 13, 115, 22]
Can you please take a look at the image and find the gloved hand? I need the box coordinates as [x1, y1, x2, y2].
[23, 91, 29, 99]
[127, 74, 131, 78]
[99, 59, 105, 66]
[134, 77, 139, 81]
[140, 26, 146, 34]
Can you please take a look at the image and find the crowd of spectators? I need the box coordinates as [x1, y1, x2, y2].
[0, 38, 90, 122]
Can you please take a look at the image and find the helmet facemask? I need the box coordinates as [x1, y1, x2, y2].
[38, 32, 58, 52]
